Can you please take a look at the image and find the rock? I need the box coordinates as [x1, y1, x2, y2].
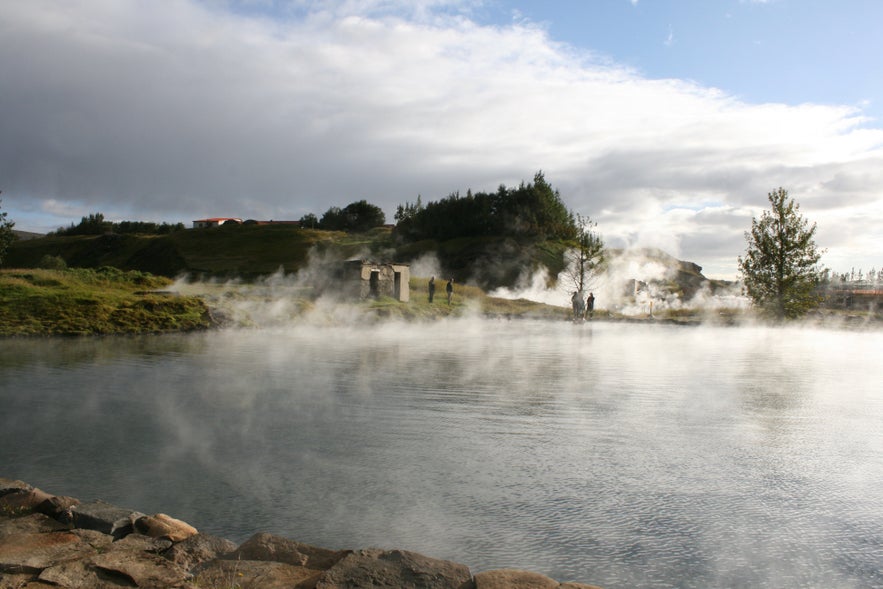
[0, 479, 32, 497]
[193, 559, 324, 589]
[112, 532, 173, 554]
[133, 514, 197, 542]
[0, 487, 53, 515]
[36, 496, 80, 522]
[226, 532, 348, 570]
[474, 570, 603, 589]
[37, 558, 127, 589]
[315, 548, 473, 589]
[90, 549, 191, 588]
[0, 529, 95, 575]
[69, 501, 143, 540]
[161, 533, 236, 571]
[0, 513, 69, 540]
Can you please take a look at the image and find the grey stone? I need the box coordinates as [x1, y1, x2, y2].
[0, 530, 95, 575]
[474, 570, 604, 589]
[316, 548, 473, 589]
[69, 501, 143, 540]
[162, 533, 236, 571]
[226, 532, 347, 570]
[90, 549, 191, 588]
[193, 559, 323, 589]
[0, 513, 68, 540]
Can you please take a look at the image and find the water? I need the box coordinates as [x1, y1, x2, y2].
[1, 320, 882, 588]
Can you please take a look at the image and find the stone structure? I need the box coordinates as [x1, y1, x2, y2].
[0, 478, 604, 589]
[344, 259, 410, 302]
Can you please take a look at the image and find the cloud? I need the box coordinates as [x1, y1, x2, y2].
[1, 0, 881, 278]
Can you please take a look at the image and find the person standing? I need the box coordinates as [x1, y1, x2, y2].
[586, 292, 595, 318]
[428, 276, 436, 303]
[446, 278, 454, 304]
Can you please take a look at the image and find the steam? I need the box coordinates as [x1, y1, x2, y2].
[168, 245, 377, 327]
[490, 247, 749, 316]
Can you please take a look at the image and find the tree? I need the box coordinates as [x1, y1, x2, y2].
[319, 200, 385, 232]
[298, 213, 319, 229]
[738, 188, 824, 319]
[0, 196, 15, 266]
[562, 213, 604, 296]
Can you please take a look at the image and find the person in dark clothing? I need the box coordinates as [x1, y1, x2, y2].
[428, 276, 436, 303]
[446, 278, 454, 304]
[586, 292, 595, 318]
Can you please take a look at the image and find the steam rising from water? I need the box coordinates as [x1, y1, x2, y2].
[490, 247, 748, 315]
[2, 322, 881, 589]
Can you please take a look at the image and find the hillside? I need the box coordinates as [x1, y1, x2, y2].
[4, 225, 718, 298]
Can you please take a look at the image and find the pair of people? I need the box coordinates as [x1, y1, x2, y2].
[572, 290, 596, 319]
[428, 276, 454, 304]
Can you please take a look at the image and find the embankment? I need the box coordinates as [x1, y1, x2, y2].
[1, 478, 604, 589]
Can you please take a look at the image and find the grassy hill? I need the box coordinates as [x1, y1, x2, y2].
[5, 225, 723, 302]
[5, 225, 573, 287]
[0, 267, 213, 336]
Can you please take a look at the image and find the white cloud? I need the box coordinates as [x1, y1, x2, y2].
[1, 0, 880, 278]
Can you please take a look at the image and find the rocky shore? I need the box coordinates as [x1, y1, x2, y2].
[1, 478, 603, 589]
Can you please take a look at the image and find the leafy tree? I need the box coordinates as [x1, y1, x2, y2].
[738, 188, 825, 319]
[319, 200, 385, 232]
[0, 196, 15, 266]
[299, 213, 319, 229]
[393, 171, 578, 242]
[562, 213, 604, 295]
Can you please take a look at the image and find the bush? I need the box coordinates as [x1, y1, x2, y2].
[38, 255, 67, 270]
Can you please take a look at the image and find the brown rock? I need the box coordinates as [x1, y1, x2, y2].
[227, 533, 347, 570]
[315, 548, 473, 589]
[90, 549, 190, 588]
[474, 570, 604, 589]
[194, 559, 323, 589]
[37, 558, 127, 589]
[133, 514, 197, 543]
[0, 530, 94, 574]
[0, 479, 33, 497]
[35, 496, 80, 522]
[0, 571, 38, 589]
[0, 488, 53, 515]
[474, 569, 559, 589]
[111, 532, 172, 554]
[0, 513, 69, 539]
[162, 533, 237, 571]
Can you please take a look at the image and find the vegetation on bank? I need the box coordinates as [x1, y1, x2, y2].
[0, 267, 213, 336]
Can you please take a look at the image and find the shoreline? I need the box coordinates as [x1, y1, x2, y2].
[1, 477, 603, 589]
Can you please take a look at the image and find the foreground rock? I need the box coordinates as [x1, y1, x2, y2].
[1, 478, 603, 588]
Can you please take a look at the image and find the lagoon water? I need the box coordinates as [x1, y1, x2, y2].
[2, 320, 882, 588]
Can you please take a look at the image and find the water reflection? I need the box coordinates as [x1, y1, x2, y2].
[1, 321, 881, 589]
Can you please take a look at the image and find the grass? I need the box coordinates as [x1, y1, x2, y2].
[361, 277, 568, 321]
[0, 267, 214, 336]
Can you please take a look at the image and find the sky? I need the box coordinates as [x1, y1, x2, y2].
[2, 0, 882, 279]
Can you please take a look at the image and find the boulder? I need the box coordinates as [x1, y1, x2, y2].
[69, 501, 143, 540]
[225, 532, 347, 570]
[0, 513, 68, 540]
[315, 548, 473, 589]
[193, 559, 324, 589]
[161, 533, 237, 571]
[0, 529, 94, 575]
[36, 495, 80, 521]
[474, 570, 603, 589]
[0, 487, 53, 514]
[133, 513, 197, 542]
[0, 478, 32, 497]
[89, 549, 191, 588]
[112, 532, 173, 554]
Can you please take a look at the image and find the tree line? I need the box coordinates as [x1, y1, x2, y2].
[393, 171, 578, 242]
[53, 213, 186, 236]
